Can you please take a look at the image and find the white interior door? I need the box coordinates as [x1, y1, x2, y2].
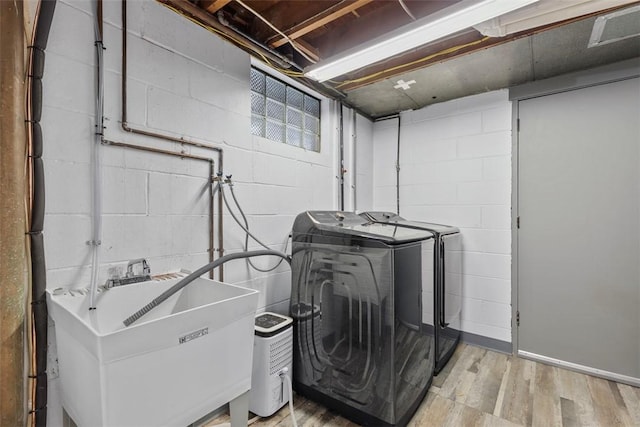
[517, 77, 640, 382]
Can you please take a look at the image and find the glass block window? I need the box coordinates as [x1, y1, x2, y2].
[251, 67, 320, 152]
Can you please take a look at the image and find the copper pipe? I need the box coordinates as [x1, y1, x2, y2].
[103, 139, 214, 162]
[103, 140, 217, 278]
[120, 0, 223, 159]
[115, 0, 225, 279]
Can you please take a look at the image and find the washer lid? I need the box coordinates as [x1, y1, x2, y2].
[295, 211, 433, 244]
[361, 211, 460, 235]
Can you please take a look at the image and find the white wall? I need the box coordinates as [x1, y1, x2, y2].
[373, 90, 512, 343]
[343, 106, 374, 211]
[42, 1, 338, 424]
[43, 0, 338, 306]
[372, 116, 400, 213]
[354, 112, 374, 211]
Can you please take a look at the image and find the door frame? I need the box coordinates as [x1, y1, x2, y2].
[508, 58, 640, 377]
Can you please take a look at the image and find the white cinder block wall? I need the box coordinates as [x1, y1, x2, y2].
[42, 1, 339, 424]
[372, 90, 512, 343]
[343, 106, 375, 211]
[43, 0, 338, 306]
[372, 117, 401, 213]
[354, 113, 375, 211]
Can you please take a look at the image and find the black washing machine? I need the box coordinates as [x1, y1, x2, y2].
[290, 211, 435, 426]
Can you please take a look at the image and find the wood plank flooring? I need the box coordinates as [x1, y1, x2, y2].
[204, 343, 640, 427]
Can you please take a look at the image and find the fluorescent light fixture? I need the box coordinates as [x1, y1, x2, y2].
[305, 0, 541, 82]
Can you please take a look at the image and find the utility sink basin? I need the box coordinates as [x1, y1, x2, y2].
[47, 276, 259, 427]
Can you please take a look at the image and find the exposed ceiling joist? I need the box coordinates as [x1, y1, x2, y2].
[293, 39, 320, 62]
[201, 0, 232, 14]
[160, 0, 299, 70]
[163, 0, 640, 119]
[270, 0, 374, 48]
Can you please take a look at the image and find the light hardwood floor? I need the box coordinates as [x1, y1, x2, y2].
[205, 343, 640, 427]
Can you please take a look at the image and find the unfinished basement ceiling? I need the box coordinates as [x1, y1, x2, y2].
[163, 0, 640, 119]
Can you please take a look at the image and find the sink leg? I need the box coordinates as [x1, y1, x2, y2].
[229, 390, 249, 427]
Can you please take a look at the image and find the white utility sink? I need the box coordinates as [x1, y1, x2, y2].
[47, 276, 259, 427]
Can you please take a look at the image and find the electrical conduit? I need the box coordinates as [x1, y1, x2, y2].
[89, 0, 105, 310]
[26, 1, 58, 425]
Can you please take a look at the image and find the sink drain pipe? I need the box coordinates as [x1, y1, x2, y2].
[122, 250, 291, 327]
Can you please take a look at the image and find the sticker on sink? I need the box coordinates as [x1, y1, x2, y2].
[179, 327, 208, 344]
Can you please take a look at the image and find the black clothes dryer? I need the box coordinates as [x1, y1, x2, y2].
[361, 211, 462, 374]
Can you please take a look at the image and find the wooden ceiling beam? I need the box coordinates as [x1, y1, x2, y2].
[293, 39, 320, 62]
[270, 0, 373, 48]
[201, 0, 232, 14]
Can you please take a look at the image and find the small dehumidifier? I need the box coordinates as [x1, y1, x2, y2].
[249, 312, 293, 417]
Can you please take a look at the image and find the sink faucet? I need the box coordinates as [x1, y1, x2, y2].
[106, 259, 151, 288]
